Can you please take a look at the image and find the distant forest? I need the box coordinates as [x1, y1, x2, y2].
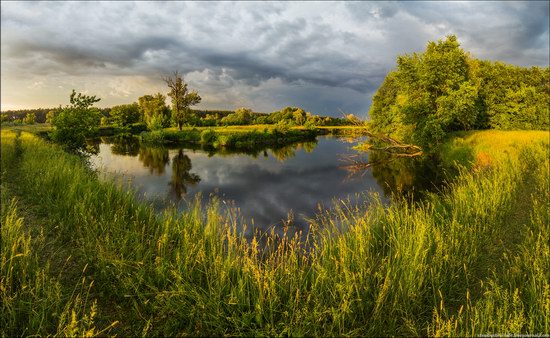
[1, 107, 240, 124]
[0, 107, 348, 127]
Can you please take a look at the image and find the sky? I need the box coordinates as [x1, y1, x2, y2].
[1, 1, 549, 117]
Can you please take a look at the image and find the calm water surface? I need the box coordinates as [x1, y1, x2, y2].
[91, 137, 445, 233]
[89, 136, 443, 235]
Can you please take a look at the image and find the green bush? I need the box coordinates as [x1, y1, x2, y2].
[140, 130, 165, 144]
[200, 129, 218, 144]
[128, 122, 148, 134]
[23, 113, 36, 124]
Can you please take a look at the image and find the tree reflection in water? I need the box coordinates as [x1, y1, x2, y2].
[138, 147, 170, 175]
[170, 149, 201, 200]
[110, 136, 140, 156]
[351, 150, 448, 201]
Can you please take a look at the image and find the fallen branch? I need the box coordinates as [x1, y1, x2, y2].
[340, 130, 423, 176]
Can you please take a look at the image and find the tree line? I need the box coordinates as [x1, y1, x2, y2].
[368, 35, 549, 148]
[6, 72, 353, 153]
[1, 71, 352, 130]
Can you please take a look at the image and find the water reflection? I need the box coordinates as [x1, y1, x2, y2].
[367, 151, 448, 201]
[170, 149, 201, 199]
[110, 136, 140, 156]
[92, 137, 381, 231]
[139, 147, 170, 175]
[90, 136, 443, 235]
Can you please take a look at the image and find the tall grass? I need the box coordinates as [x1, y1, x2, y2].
[0, 132, 116, 336]
[1, 128, 548, 336]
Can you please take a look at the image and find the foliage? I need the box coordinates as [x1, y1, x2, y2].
[110, 103, 140, 127]
[138, 93, 171, 130]
[45, 110, 56, 124]
[200, 129, 218, 144]
[164, 71, 202, 130]
[50, 90, 101, 153]
[141, 126, 317, 149]
[23, 112, 36, 124]
[220, 108, 253, 125]
[369, 35, 550, 148]
[292, 108, 306, 125]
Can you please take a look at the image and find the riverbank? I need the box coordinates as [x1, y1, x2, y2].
[1, 129, 548, 336]
[139, 125, 370, 149]
[1, 123, 370, 149]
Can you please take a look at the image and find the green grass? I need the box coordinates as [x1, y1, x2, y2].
[1, 123, 53, 134]
[1, 129, 548, 336]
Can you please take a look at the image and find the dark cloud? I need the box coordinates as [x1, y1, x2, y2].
[1, 1, 548, 113]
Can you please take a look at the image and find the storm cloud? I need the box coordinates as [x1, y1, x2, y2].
[1, 1, 548, 115]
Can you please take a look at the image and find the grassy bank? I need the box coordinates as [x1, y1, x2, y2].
[139, 125, 369, 148]
[140, 126, 318, 149]
[1, 129, 548, 336]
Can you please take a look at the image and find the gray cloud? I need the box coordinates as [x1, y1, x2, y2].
[1, 1, 548, 113]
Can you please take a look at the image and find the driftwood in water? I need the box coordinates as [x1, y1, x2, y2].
[341, 130, 423, 175]
[360, 131, 423, 156]
[335, 110, 422, 173]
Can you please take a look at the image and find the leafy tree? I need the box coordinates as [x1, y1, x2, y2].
[164, 71, 202, 130]
[221, 108, 253, 125]
[45, 110, 56, 124]
[50, 90, 101, 153]
[397, 35, 472, 146]
[138, 93, 170, 130]
[23, 112, 36, 124]
[110, 103, 140, 127]
[369, 35, 549, 149]
[435, 81, 480, 131]
[293, 109, 306, 126]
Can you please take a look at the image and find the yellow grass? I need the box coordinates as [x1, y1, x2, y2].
[442, 130, 549, 168]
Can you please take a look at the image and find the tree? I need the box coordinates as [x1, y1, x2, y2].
[23, 112, 36, 124]
[138, 93, 170, 130]
[397, 35, 472, 146]
[220, 108, 253, 125]
[45, 110, 57, 124]
[369, 35, 549, 150]
[164, 71, 202, 130]
[110, 103, 140, 127]
[293, 109, 306, 126]
[50, 90, 101, 153]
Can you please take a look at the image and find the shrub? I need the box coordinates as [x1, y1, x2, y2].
[128, 122, 148, 134]
[50, 91, 101, 153]
[200, 129, 218, 144]
[23, 113, 36, 124]
[140, 130, 165, 144]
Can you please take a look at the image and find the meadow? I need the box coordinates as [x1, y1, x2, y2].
[1, 128, 548, 336]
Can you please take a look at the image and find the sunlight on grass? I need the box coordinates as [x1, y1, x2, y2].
[1, 129, 548, 336]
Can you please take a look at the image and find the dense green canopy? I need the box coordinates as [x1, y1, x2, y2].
[368, 35, 549, 148]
